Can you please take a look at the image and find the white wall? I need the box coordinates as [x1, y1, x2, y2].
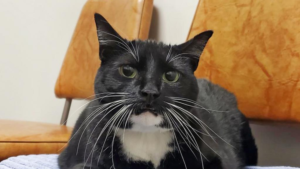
[0, 0, 198, 126]
[149, 0, 198, 44]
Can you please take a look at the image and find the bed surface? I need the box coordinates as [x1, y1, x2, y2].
[0, 154, 298, 169]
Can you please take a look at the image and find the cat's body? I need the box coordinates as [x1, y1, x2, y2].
[58, 14, 257, 169]
[59, 79, 257, 169]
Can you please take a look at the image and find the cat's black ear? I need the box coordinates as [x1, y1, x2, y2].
[94, 13, 122, 45]
[177, 30, 213, 71]
[94, 13, 123, 60]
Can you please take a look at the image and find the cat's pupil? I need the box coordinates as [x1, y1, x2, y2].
[165, 71, 177, 81]
[122, 66, 135, 77]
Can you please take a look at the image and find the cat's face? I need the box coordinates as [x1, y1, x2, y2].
[93, 14, 212, 132]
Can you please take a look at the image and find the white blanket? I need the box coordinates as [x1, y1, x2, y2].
[0, 154, 298, 169]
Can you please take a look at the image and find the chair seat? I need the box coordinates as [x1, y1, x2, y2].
[0, 120, 72, 161]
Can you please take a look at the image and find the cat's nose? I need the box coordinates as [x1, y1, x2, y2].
[139, 89, 161, 101]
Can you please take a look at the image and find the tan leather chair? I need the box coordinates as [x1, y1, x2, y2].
[0, 0, 153, 161]
[188, 0, 300, 166]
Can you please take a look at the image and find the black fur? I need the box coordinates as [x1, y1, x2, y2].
[58, 13, 257, 169]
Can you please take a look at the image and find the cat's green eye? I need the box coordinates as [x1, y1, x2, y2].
[163, 71, 180, 83]
[119, 65, 137, 78]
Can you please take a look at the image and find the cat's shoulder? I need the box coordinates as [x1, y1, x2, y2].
[75, 101, 100, 125]
[196, 78, 238, 108]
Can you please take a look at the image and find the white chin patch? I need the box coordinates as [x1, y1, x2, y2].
[130, 111, 163, 132]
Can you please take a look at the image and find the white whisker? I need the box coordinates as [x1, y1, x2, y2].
[84, 105, 129, 168]
[78, 99, 129, 156]
[168, 53, 199, 63]
[166, 102, 218, 144]
[164, 112, 187, 169]
[95, 105, 131, 165]
[165, 46, 172, 62]
[108, 105, 131, 169]
[82, 102, 125, 163]
[170, 96, 229, 113]
[166, 110, 198, 159]
[167, 102, 234, 147]
[169, 108, 215, 161]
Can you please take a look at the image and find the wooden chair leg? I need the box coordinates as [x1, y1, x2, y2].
[60, 98, 72, 125]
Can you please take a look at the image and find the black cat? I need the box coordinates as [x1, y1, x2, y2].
[58, 13, 257, 169]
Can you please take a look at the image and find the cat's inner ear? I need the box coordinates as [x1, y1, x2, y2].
[94, 13, 124, 61]
[176, 30, 213, 71]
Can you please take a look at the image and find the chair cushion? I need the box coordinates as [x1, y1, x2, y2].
[0, 120, 72, 161]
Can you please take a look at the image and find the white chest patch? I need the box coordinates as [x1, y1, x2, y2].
[116, 129, 173, 168]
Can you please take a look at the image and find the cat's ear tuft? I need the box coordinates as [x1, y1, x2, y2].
[177, 30, 213, 71]
[94, 13, 122, 47]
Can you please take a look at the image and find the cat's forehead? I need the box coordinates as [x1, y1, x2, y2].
[138, 40, 170, 49]
[134, 40, 174, 59]
[117, 40, 191, 73]
[105, 39, 192, 73]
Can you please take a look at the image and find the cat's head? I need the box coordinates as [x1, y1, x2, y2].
[93, 14, 212, 132]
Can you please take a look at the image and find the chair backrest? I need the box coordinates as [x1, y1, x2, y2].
[188, 0, 300, 122]
[55, 0, 153, 99]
